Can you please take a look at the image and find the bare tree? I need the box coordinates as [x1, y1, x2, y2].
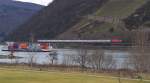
[103, 54, 116, 70]
[28, 52, 37, 69]
[74, 49, 88, 71]
[48, 51, 58, 65]
[130, 28, 150, 73]
[62, 54, 76, 66]
[87, 49, 104, 71]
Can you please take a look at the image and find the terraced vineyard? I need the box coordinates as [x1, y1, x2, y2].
[96, 0, 146, 18]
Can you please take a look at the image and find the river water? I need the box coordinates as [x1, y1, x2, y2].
[0, 45, 130, 69]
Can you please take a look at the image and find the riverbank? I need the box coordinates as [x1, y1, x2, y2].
[0, 66, 149, 83]
[0, 64, 150, 81]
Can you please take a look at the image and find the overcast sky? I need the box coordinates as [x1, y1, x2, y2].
[13, 0, 53, 6]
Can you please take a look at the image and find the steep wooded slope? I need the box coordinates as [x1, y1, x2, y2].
[8, 0, 108, 41]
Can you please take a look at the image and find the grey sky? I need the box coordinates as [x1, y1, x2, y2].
[13, 0, 53, 6]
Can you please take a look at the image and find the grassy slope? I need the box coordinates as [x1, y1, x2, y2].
[58, 0, 147, 39]
[96, 0, 146, 18]
[0, 69, 148, 83]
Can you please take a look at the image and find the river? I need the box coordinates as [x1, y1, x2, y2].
[0, 45, 130, 69]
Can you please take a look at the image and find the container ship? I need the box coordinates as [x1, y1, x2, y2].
[2, 42, 53, 52]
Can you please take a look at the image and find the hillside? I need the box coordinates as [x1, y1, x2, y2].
[0, 0, 42, 38]
[7, 0, 108, 41]
[124, 0, 150, 30]
[58, 0, 147, 39]
[8, 0, 149, 41]
[96, 0, 146, 18]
